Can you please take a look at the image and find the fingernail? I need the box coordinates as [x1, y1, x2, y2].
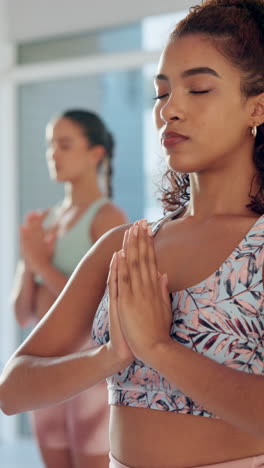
[147, 226, 153, 237]
[141, 219, 148, 229]
[134, 226, 139, 237]
[120, 249, 126, 258]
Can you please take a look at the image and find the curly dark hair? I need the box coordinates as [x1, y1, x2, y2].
[160, 0, 264, 214]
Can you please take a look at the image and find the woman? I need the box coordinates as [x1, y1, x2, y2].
[3, 1, 264, 467]
[11, 109, 127, 468]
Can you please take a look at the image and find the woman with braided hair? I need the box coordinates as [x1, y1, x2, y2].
[3, 1, 264, 466]
[11, 109, 127, 468]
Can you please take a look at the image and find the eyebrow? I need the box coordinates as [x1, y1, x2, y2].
[54, 137, 72, 142]
[154, 67, 221, 81]
[47, 137, 72, 144]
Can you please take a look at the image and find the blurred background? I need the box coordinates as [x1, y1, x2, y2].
[0, 0, 192, 465]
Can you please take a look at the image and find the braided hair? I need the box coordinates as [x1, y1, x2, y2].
[62, 109, 114, 198]
[161, 0, 264, 214]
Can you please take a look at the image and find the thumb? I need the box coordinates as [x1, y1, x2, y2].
[39, 209, 50, 221]
[45, 232, 56, 246]
[159, 273, 171, 308]
[107, 252, 118, 307]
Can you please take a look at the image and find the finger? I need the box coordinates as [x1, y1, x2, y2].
[122, 221, 139, 256]
[145, 223, 159, 285]
[122, 229, 129, 257]
[45, 231, 56, 243]
[107, 254, 122, 348]
[25, 218, 41, 231]
[45, 236, 56, 254]
[125, 226, 142, 294]
[25, 211, 41, 223]
[20, 225, 29, 239]
[24, 211, 37, 222]
[107, 253, 119, 327]
[136, 219, 158, 286]
[117, 249, 132, 300]
[39, 209, 50, 221]
[26, 209, 48, 228]
[107, 252, 117, 297]
[137, 219, 153, 290]
[19, 227, 28, 250]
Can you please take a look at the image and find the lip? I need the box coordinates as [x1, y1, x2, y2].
[161, 131, 189, 148]
[49, 161, 61, 171]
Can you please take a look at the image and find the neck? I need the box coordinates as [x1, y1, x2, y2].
[185, 154, 259, 220]
[63, 177, 104, 208]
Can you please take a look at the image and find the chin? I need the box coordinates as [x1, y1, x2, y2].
[166, 153, 208, 174]
[167, 160, 198, 174]
[50, 173, 66, 183]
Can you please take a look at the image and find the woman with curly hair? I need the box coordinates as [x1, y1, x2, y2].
[2, 2, 264, 467]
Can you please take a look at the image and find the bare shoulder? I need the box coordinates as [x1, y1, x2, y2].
[75, 221, 132, 294]
[84, 221, 132, 268]
[15, 223, 132, 359]
[91, 200, 129, 241]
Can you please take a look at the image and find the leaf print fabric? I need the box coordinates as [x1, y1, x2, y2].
[92, 214, 264, 417]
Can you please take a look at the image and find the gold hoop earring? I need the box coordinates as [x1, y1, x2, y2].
[251, 125, 257, 138]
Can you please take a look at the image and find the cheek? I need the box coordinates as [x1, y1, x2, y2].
[152, 103, 162, 129]
[193, 103, 238, 141]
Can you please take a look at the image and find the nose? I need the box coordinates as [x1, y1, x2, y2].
[47, 146, 58, 162]
[159, 93, 185, 124]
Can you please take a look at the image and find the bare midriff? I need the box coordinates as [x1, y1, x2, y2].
[110, 405, 264, 468]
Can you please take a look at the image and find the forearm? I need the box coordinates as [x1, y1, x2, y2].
[36, 262, 68, 296]
[11, 261, 36, 327]
[0, 344, 120, 415]
[149, 340, 264, 437]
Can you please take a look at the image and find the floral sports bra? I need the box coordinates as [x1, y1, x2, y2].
[92, 209, 264, 417]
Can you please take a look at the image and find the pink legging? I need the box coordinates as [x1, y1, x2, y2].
[109, 453, 264, 468]
[31, 380, 109, 455]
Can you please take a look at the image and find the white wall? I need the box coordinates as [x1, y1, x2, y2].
[7, 0, 194, 42]
[0, 0, 8, 40]
[0, 0, 18, 434]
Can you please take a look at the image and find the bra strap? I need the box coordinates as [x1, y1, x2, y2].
[151, 206, 184, 236]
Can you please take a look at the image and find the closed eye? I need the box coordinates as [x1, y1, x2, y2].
[152, 93, 169, 101]
[190, 90, 211, 94]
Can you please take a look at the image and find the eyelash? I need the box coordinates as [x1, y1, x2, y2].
[190, 90, 210, 95]
[153, 90, 211, 100]
[152, 93, 169, 101]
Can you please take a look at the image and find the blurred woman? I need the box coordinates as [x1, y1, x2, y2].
[11, 109, 127, 468]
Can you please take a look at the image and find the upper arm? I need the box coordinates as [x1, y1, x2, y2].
[90, 202, 128, 242]
[14, 223, 130, 359]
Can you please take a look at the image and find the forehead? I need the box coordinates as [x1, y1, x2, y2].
[157, 34, 241, 82]
[46, 118, 83, 140]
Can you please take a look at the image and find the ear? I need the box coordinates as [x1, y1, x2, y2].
[249, 92, 264, 127]
[90, 145, 105, 166]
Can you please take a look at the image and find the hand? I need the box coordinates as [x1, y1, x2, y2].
[106, 251, 134, 369]
[116, 220, 173, 364]
[20, 210, 56, 274]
